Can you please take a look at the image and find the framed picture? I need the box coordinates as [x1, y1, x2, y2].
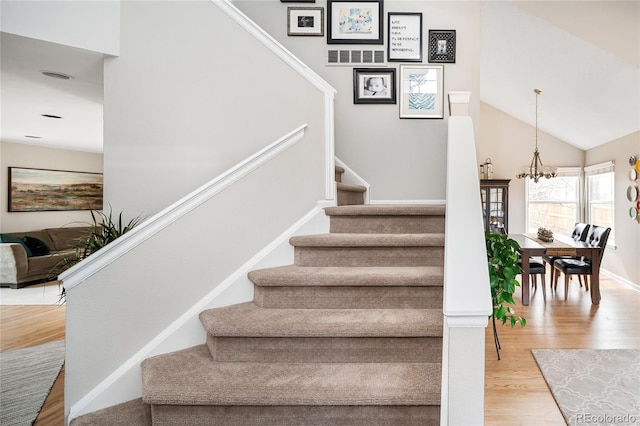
[8, 167, 103, 212]
[399, 65, 443, 118]
[288, 7, 324, 36]
[353, 68, 396, 104]
[428, 30, 456, 63]
[387, 12, 422, 62]
[327, 0, 383, 45]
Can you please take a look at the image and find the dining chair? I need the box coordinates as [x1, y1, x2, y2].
[543, 222, 590, 289]
[518, 257, 547, 300]
[553, 226, 611, 300]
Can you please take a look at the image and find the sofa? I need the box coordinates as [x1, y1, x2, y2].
[0, 226, 91, 289]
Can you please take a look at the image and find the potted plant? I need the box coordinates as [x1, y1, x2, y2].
[485, 232, 526, 359]
[52, 207, 144, 301]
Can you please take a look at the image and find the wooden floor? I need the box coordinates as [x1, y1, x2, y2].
[0, 305, 66, 426]
[0, 274, 638, 426]
[484, 274, 640, 425]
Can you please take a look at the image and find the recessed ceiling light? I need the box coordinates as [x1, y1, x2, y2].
[41, 114, 62, 119]
[40, 70, 74, 80]
[24, 135, 42, 139]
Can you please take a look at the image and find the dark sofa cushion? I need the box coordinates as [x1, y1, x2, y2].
[22, 236, 51, 256]
[0, 234, 32, 257]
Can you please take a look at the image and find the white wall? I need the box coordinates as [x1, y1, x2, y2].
[0, 142, 104, 232]
[585, 132, 640, 286]
[103, 0, 328, 218]
[67, 0, 330, 414]
[0, 0, 120, 56]
[234, 0, 481, 202]
[478, 102, 585, 234]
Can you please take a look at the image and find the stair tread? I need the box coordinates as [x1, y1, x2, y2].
[337, 182, 367, 192]
[290, 233, 445, 247]
[142, 345, 441, 406]
[200, 303, 442, 337]
[325, 205, 445, 216]
[249, 265, 443, 287]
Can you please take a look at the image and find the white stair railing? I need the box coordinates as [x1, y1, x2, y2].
[441, 91, 493, 425]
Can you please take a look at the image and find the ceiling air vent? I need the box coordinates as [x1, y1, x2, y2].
[326, 49, 386, 66]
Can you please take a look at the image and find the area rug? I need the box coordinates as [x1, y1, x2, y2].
[0, 340, 65, 426]
[532, 349, 640, 425]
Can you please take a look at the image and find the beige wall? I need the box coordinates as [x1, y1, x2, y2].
[235, 0, 482, 202]
[478, 102, 585, 234]
[0, 141, 103, 232]
[585, 132, 640, 286]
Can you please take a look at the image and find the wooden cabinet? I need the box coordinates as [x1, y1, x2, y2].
[480, 179, 510, 234]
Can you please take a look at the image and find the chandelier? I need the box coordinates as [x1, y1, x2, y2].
[516, 89, 557, 183]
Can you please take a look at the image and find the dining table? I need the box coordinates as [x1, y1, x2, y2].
[509, 233, 602, 306]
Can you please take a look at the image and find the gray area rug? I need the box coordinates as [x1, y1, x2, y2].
[1, 340, 65, 426]
[532, 349, 640, 426]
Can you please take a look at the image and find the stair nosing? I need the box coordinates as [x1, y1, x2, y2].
[290, 233, 445, 247]
[142, 345, 441, 406]
[200, 303, 443, 338]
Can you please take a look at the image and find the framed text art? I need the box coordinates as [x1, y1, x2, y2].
[428, 30, 456, 63]
[388, 12, 422, 62]
[327, 0, 383, 45]
[399, 65, 443, 118]
[8, 167, 103, 212]
[353, 68, 396, 104]
[288, 7, 324, 36]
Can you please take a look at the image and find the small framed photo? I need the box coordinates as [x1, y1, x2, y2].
[327, 0, 383, 45]
[287, 7, 324, 36]
[353, 68, 396, 104]
[428, 30, 456, 63]
[388, 12, 422, 62]
[399, 65, 443, 118]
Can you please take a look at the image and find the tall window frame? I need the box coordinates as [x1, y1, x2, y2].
[526, 167, 582, 234]
[584, 161, 615, 248]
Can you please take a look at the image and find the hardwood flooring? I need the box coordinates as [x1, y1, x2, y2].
[484, 274, 640, 425]
[1, 274, 638, 425]
[0, 305, 66, 426]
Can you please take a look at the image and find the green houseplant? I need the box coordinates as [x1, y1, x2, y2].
[53, 207, 144, 301]
[485, 232, 526, 359]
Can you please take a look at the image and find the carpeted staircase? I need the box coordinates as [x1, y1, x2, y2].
[71, 167, 445, 425]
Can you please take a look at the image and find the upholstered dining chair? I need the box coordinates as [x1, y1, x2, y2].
[543, 222, 590, 288]
[553, 226, 611, 300]
[518, 257, 547, 300]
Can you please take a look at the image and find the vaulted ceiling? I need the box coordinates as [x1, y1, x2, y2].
[1, 1, 638, 154]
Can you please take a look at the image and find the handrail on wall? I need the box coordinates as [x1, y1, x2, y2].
[441, 91, 492, 425]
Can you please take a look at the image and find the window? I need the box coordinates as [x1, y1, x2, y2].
[585, 161, 615, 246]
[526, 168, 581, 234]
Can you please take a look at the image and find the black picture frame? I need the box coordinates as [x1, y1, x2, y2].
[327, 0, 384, 45]
[8, 167, 103, 212]
[428, 30, 456, 63]
[388, 12, 422, 62]
[287, 7, 324, 36]
[353, 68, 396, 104]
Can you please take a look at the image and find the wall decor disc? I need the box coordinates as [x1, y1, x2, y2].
[628, 185, 639, 202]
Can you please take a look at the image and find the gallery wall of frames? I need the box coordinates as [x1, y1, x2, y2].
[282, 0, 456, 119]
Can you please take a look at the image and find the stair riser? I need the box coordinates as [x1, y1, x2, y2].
[330, 216, 445, 234]
[337, 190, 364, 206]
[254, 286, 443, 309]
[151, 404, 440, 426]
[294, 247, 444, 267]
[207, 336, 442, 363]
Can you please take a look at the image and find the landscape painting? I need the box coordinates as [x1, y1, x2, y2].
[8, 167, 103, 212]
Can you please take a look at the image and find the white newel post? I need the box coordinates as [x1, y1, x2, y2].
[441, 92, 492, 425]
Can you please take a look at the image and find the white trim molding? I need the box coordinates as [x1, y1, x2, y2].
[60, 124, 308, 290]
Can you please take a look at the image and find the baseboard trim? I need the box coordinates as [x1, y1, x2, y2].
[68, 201, 331, 420]
[601, 269, 640, 292]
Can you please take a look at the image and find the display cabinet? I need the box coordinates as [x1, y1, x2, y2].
[480, 179, 510, 234]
